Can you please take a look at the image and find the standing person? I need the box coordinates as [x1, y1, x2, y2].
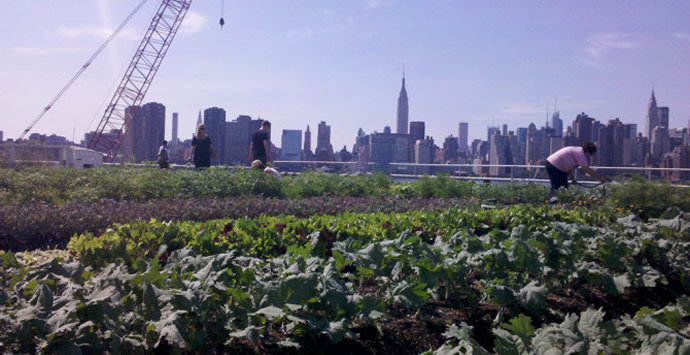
[188, 124, 215, 170]
[156, 140, 170, 169]
[249, 120, 272, 165]
[545, 142, 607, 194]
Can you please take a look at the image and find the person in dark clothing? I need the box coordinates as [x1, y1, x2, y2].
[249, 120, 272, 165]
[188, 124, 215, 169]
[156, 140, 170, 169]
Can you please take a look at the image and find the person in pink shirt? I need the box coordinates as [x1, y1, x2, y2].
[545, 142, 607, 193]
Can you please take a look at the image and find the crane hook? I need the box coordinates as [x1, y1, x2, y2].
[219, 0, 225, 28]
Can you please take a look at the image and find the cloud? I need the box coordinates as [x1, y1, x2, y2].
[321, 9, 335, 19]
[180, 11, 207, 34]
[495, 99, 609, 119]
[53, 26, 139, 40]
[287, 29, 315, 39]
[366, 0, 394, 10]
[579, 33, 640, 66]
[13, 47, 92, 55]
[673, 32, 690, 41]
[497, 102, 547, 116]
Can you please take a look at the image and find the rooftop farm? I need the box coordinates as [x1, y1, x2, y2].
[1, 166, 689, 354]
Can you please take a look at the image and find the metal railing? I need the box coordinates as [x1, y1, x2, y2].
[385, 162, 690, 186]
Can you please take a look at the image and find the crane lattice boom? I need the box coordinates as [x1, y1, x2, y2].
[88, 0, 192, 161]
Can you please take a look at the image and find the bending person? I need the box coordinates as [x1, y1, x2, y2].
[545, 142, 607, 194]
[251, 160, 281, 179]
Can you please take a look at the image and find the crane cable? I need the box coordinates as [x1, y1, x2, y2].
[219, 0, 225, 28]
[19, 0, 150, 140]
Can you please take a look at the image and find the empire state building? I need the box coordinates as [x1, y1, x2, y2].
[396, 72, 409, 135]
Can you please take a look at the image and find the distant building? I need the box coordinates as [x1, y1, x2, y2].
[280, 129, 302, 161]
[368, 131, 410, 170]
[596, 118, 626, 170]
[651, 125, 670, 160]
[336, 146, 353, 162]
[204, 107, 226, 165]
[629, 134, 648, 167]
[172, 112, 179, 144]
[84, 129, 121, 155]
[487, 126, 500, 141]
[550, 136, 565, 156]
[118, 102, 165, 162]
[670, 145, 690, 182]
[396, 72, 409, 134]
[303, 125, 313, 160]
[0, 131, 3, 142]
[316, 121, 334, 161]
[645, 90, 659, 138]
[470, 139, 482, 157]
[410, 121, 425, 143]
[525, 123, 540, 165]
[442, 135, 459, 163]
[225, 115, 262, 165]
[552, 111, 563, 137]
[573, 112, 594, 144]
[489, 131, 514, 176]
[415, 138, 433, 174]
[28, 133, 71, 146]
[458, 122, 469, 153]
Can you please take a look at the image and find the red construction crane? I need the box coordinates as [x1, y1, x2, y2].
[88, 0, 192, 161]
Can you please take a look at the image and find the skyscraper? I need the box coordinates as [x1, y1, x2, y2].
[458, 122, 468, 152]
[280, 130, 302, 161]
[303, 125, 312, 160]
[172, 112, 178, 144]
[573, 113, 593, 144]
[316, 121, 333, 161]
[225, 115, 262, 165]
[645, 90, 659, 138]
[597, 118, 626, 168]
[552, 111, 563, 137]
[651, 125, 670, 160]
[487, 126, 500, 141]
[396, 71, 409, 135]
[410, 121, 425, 143]
[658, 107, 669, 128]
[204, 107, 226, 165]
[128, 102, 165, 163]
[489, 131, 514, 176]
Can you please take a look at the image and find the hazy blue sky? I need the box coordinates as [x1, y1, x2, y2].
[1, 0, 689, 149]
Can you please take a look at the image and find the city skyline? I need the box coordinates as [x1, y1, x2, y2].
[1, 1, 690, 150]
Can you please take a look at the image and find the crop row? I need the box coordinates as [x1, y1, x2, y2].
[2, 166, 688, 218]
[67, 205, 620, 267]
[0, 197, 468, 251]
[1, 210, 689, 353]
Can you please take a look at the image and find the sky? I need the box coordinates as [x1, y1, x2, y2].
[1, 0, 689, 150]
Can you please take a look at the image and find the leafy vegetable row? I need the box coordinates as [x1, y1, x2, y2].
[2, 211, 689, 353]
[67, 205, 619, 267]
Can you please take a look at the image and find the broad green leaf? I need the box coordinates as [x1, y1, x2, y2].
[518, 281, 547, 316]
[500, 314, 535, 345]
